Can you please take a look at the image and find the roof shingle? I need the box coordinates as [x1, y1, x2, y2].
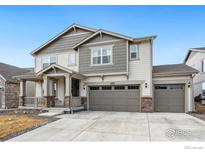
[153, 64, 199, 75]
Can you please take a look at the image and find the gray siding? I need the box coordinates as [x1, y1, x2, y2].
[79, 34, 127, 74]
[37, 28, 93, 55]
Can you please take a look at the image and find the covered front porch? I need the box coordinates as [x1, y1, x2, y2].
[17, 64, 87, 109]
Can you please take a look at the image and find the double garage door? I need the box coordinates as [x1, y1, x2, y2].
[154, 84, 185, 113]
[89, 85, 140, 112]
[89, 84, 185, 113]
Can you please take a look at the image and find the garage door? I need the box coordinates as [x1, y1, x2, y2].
[154, 84, 185, 113]
[89, 85, 140, 112]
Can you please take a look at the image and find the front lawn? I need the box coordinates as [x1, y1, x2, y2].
[0, 114, 48, 141]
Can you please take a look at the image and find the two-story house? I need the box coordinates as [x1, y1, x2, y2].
[184, 47, 205, 97]
[15, 24, 198, 113]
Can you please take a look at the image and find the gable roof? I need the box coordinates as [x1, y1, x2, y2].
[72, 29, 134, 49]
[36, 64, 75, 76]
[153, 64, 199, 76]
[184, 47, 205, 63]
[31, 23, 97, 55]
[0, 62, 31, 82]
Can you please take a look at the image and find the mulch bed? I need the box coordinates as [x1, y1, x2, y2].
[0, 108, 48, 115]
[0, 109, 59, 141]
[188, 112, 205, 121]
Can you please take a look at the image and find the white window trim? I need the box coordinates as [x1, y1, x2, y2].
[202, 82, 205, 90]
[90, 45, 113, 66]
[130, 44, 139, 61]
[202, 59, 205, 72]
[42, 55, 57, 69]
[68, 53, 76, 66]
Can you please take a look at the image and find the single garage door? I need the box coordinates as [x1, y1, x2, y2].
[89, 85, 140, 112]
[154, 84, 185, 113]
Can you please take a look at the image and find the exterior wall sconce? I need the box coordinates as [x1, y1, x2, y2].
[83, 83, 86, 90]
[145, 83, 148, 88]
[0, 86, 4, 91]
[188, 82, 191, 88]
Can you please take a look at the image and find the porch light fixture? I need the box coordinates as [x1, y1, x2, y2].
[0, 86, 4, 91]
[83, 83, 86, 90]
[145, 83, 148, 88]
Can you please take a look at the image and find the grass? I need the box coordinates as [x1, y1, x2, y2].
[0, 114, 48, 140]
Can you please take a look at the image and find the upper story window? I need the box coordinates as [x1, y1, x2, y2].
[68, 53, 76, 66]
[202, 59, 205, 72]
[130, 45, 138, 60]
[91, 46, 112, 65]
[42, 56, 57, 68]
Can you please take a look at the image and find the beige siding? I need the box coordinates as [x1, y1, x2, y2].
[25, 81, 35, 97]
[129, 41, 152, 96]
[34, 28, 93, 72]
[35, 56, 42, 73]
[35, 82, 42, 97]
[186, 52, 205, 96]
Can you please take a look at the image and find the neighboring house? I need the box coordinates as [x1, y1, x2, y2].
[184, 47, 205, 97]
[14, 24, 198, 113]
[0, 63, 35, 108]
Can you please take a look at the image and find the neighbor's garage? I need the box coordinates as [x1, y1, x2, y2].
[154, 84, 185, 113]
[89, 85, 140, 112]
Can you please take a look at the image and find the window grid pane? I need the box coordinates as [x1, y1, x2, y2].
[92, 47, 112, 65]
[68, 53, 75, 65]
[130, 45, 138, 60]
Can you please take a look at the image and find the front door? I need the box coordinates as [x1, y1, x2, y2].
[53, 79, 64, 107]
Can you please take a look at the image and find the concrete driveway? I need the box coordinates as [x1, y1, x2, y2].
[9, 111, 205, 141]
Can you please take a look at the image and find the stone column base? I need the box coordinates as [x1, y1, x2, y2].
[64, 96, 71, 107]
[43, 96, 55, 107]
[19, 96, 24, 107]
[141, 97, 153, 112]
[81, 97, 87, 109]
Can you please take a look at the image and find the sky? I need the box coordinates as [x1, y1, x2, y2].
[0, 6, 205, 68]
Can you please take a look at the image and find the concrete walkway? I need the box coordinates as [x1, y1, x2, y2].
[38, 108, 68, 117]
[9, 111, 205, 141]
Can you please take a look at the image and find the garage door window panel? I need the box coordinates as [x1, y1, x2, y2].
[114, 85, 125, 90]
[102, 86, 112, 90]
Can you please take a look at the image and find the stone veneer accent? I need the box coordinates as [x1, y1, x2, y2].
[81, 97, 87, 109]
[43, 96, 55, 107]
[141, 97, 153, 112]
[64, 96, 71, 107]
[5, 83, 20, 108]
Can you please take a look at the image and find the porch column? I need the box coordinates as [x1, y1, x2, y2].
[19, 80, 26, 107]
[64, 74, 71, 107]
[43, 76, 48, 96]
[43, 75, 51, 107]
